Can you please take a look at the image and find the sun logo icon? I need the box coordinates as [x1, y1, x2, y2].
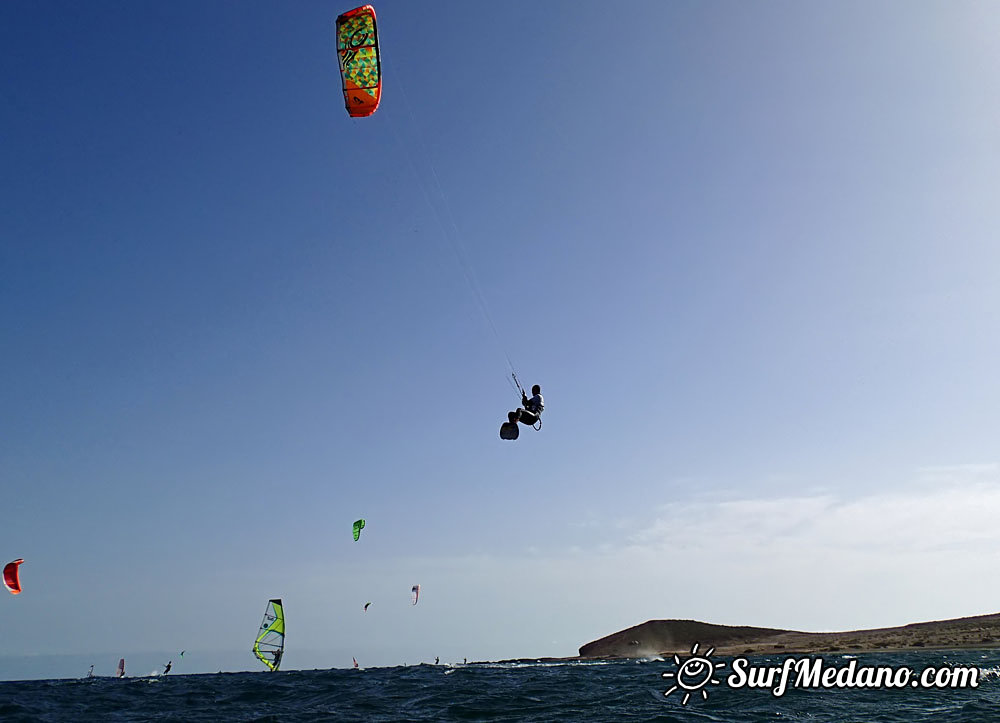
[661, 643, 726, 705]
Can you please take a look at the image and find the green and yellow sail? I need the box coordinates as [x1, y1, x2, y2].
[253, 598, 285, 672]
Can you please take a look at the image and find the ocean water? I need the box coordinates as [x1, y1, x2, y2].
[2, 651, 999, 722]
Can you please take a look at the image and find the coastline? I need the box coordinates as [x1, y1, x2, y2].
[576, 612, 1000, 659]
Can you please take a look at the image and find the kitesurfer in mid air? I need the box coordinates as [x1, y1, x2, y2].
[510, 384, 544, 427]
[500, 384, 544, 440]
[163, 661, 172, 675]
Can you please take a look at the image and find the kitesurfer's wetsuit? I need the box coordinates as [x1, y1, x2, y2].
[515, 391, 544, 426]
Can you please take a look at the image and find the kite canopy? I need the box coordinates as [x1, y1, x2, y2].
[411, 584, 420, 606]
[336, 5, 382, 117]
[3, 559, 23, 595]
[352, 519, 366, 541]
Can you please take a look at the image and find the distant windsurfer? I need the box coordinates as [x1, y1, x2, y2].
[86, 664, 94, 678]
[163, 661, 172, 675]
[253, 599, 285, 673]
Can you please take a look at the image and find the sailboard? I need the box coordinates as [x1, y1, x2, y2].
[116, 658, 125, 678]
[253, 598, 285, 672]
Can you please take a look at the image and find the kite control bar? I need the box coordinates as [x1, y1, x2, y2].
[511, 371, 526, 399]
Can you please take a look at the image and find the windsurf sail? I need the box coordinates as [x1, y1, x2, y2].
[352, 519, 366, 541]
[411, 584, 420, 606]
[116, 658, 125, 678]
[253, 599, 285, 672]
[353, 656, 359, 669]
[336, 5, 382, 117]
[3, 559, 24, 594]
[86, 664, 94, 678]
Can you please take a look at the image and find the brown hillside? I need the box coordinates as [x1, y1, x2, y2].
[579, 613, 1000, 658]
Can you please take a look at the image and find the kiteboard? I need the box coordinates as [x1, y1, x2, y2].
[499, 421, 519, 440]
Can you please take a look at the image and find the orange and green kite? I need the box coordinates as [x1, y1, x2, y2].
[336, 5, 381, 118]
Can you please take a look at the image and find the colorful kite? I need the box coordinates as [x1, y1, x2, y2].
[352, 519, 366, 542]
[336, 5, 382, 117]
[3, 559, 23, 595]
[411, 584, 420, 606]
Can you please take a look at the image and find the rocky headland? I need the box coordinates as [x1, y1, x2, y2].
[578, 613, 1000, 658]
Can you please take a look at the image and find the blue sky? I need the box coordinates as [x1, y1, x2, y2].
[2, 1, 999, 679]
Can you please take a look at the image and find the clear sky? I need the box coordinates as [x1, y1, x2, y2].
[2, 0, 999, 680]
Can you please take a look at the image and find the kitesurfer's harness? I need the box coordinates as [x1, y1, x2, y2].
[511, 372, 542, 431]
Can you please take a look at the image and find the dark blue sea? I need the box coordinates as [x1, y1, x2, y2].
[2, 651, 999, 722]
